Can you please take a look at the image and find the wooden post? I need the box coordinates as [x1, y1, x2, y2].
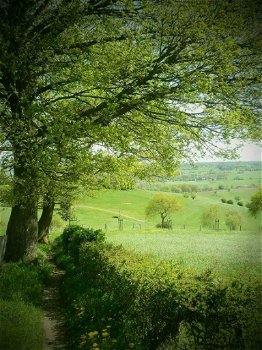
[0, 236, 7, 264]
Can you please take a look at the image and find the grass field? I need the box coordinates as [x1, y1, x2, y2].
[106, 230, 261, 278]
[71, 184, 261, 280]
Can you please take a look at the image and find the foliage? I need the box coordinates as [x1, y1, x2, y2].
[246, 187, 262, 217]
[237, 201, 244, 206]
[1, 0, 261, 261]
[61, 225, 105, 263]
[156, 219, 173, 229]
[221, 198, 227, 203]
[225, 210, 243, 230]
[145, 193, 182, 228]
[0, 300, 44, 350]
[201, 205, 220, 229]
[227, 199, 234, 204]
[58, 240, 261, 350]
[0, 263, 43, 306]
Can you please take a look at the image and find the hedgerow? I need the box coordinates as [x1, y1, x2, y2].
[56, 227, 261, 350]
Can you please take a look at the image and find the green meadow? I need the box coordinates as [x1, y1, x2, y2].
[66, 162, 261, 279]
[74, 187, 260, 231]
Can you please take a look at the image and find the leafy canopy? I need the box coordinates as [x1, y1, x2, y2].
[145, 193, 182, 227]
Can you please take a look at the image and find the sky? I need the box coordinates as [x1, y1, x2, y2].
[237, 142, 262, 161]
[199, 141, 261, 162]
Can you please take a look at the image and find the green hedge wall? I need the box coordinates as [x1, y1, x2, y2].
[56, 227, 261, 350]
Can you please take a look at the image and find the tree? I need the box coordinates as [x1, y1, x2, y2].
[246, 187, 262, 217]
[201, 205, 220, 229]
[225, 210, 242, 230]
[145, 194, 182, 228]
[0, 0, 261, 261]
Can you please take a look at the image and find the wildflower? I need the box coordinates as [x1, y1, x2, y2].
[102, 331, 109, 337]
[92, 343, 98, 347]
[88, 331, 98, 338]
[129, 343, 135, 348]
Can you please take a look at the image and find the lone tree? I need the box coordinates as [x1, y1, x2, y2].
[201, 205, 220, 229]
[0, 0, 261, 261]
[225, 210, 242, 231]
[145, 194, 182, 228]
[246, 187, 262, 218]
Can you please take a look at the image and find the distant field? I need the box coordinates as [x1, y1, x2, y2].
[73, 187, 260, 232]
[106, 230, 261, 279]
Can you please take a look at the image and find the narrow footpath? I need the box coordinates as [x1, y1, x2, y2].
[42, 257, 68, 350]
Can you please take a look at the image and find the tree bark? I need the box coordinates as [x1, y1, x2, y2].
[4, 200, 38, 262]
[4, 154, 39, 262]
[38, 196, 55, 244]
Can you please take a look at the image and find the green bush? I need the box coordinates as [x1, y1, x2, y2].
[225, 210, 242, 230]
[61, 225, 105, 263]
[0, 263, 43, 306]
[227, 199, 234, 204]
[156, 219, 173, 229]
[0, 300, 44, 350]
[237, 201, 244, 206]
[221, 198, 227, 203]
[60, 242, 261, 350]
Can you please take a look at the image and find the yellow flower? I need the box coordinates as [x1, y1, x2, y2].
[102, 331, 109, 337]
[92, 343, 98, 347]
[88, 331, 98, 338]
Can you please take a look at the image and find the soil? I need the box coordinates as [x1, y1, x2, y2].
[42, 258, 68, 350]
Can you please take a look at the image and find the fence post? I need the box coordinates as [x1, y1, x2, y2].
[0, 235, 7, 265]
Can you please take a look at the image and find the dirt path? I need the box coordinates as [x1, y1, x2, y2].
[42, 258, 68, 350]
[76, 204, 145, 222]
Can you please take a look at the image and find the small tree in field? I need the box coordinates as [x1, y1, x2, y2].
[145, 194, 182, 229]
[225, 210, 242, 230]
[201, 205, 220, 229]
[246, 187, 262, 217]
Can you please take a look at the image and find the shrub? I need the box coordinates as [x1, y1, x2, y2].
[225, 210, 242, 230]
[227, 199, 234, 204]
[156, 219, 173, 229]
[201, 205, 220, 229]
[61, 225, 105, 263]
[60, 242, 261, 350]
[0, 263, 43, 306]
[221, 198, 227, 203]
[0, 300, 43, 350]
[237, 201, 244, 206]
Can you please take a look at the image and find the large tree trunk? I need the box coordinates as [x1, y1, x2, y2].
[38, 196, 55, 244]
[4, 199, 38, 262]
[4, 153, 39, 262]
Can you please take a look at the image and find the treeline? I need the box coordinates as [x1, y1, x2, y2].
[137, 181, 257, 193]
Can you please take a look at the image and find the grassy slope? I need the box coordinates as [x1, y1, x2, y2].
[72, 188, 261, 279]
[74, 187, 260, 231]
